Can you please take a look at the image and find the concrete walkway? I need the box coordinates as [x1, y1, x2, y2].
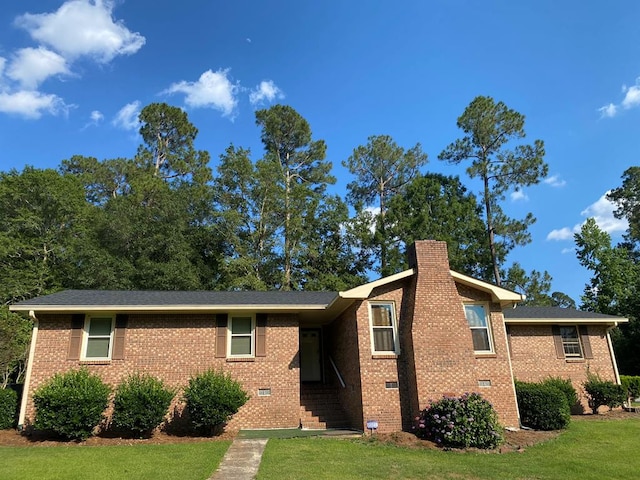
[209, 438, 268, 480]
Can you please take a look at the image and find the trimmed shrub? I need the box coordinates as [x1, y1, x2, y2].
[0, 388, 18, 429]
[111, 374, 176, 437]
[414, 393, 503, 449]
[541, 377, 578, 410]
[583, 371, 625, 414]
[515, 381, 570, 430]
[183, 369, 249, 435]
[33, 369, 110, 441]
[620, 375, 640, 402]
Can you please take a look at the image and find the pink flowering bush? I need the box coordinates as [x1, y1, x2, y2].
[413, 393, 503, 449]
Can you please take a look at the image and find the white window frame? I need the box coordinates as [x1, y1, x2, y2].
[82, 315, 115, 360]
[463, 303, 494, 354]
[368, 301, 400, 355]
[227, 314, 256, 358]
[560, 325, 583, 358]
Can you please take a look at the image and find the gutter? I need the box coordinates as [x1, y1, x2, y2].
[18, 310, 39, 430]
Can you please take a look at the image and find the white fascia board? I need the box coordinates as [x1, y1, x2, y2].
[505, 317, 627, 326]
[339, 269, 415, 299]
[450, 270, 524, 303]
[9, 304, 329, 313]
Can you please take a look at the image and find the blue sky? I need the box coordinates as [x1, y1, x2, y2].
[1, 0, 639, 303]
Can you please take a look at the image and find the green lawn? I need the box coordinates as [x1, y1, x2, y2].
[1, 416, 638, 480]
[257, 416, 640, 480]
[0, 441, 230, 480]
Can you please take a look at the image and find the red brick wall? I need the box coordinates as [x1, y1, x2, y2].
[456, 284, 520, 426]
[354, 283, 407, 432]
[25, 313, 300, 430]
[508, 324, 617, 412]
[325, 304, 364, 429]
[407, 241, 520, 428]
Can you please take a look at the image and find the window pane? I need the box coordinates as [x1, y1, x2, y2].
[471, 329, 491, 351]
[86, 338, 110, 358]
[464, 305, 487, 327]
[89, 318, 112, 336]
[231, 336, 252, 355]
[564, 343, 582, 356]
[560, 326, 578, 341]
[231, 317, 252, 334]
[373, 328, 395, 352]
[371, 305, 393, 327]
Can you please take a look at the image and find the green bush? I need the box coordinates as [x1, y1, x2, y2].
[515, 381, 570, 430]
[111, 374, 176, 437]
[0, 388, 18, 429]
[583, 371, 626, 414]
[33, 369, 110, 441]
[183, 369, 249, 435]
[541, 377, 578, 409]
[620, 375, 640, 402]
[414, 393, 503, 449]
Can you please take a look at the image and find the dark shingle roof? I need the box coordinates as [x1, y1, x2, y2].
[503, 306, 622, 320]
[12, 289, 338, 308]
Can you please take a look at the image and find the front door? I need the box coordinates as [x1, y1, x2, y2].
[300, 329, 322, 382]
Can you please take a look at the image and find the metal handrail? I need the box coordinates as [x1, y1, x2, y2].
[328, 355, 346, 388]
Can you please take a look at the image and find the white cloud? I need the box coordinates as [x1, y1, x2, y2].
[622, 82, 640, 109]
[6, 47, 70, 88]
[561, 247, 575, 255]
[580, 192, 628, 234]
[112, 100, 140, 130]
[15, 0, 145, 63]
[598, 103, 617, 118]
[510, 189, 528, 201]
[600, 77, 640, 118]
[82, 109, 103, 129]
[164, 69, 239, 117]
[90, 110, 103, 123]
[543, 175, 567, 188]
[546, 191, 629, 241]
[547, 227, 574, 241]
[0, 90, 69, 118]
[249, 80, 284, 105]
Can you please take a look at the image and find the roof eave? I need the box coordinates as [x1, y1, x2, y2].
[339, 269, 415, 300]
[505, 317, 628, 326]
[9, 304, 331, 313]
[449, 270, 524, 306]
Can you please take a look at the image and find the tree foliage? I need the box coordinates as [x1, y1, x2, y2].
[575, 219, 640, 374]
[386, 173, 492, 278]
[439, 96, 548, 285]
[343, 135, 427, 275]
[255, 105, 335, 290]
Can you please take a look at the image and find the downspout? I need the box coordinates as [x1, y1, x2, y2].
[18, 310, 39, 430]
[501, 307, 521, 429]
[606, 323, 622, 385]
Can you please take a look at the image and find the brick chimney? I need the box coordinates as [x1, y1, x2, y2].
[406, 241, 478, 405]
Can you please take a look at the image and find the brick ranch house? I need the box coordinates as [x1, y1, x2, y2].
[10, 241, 626, 433]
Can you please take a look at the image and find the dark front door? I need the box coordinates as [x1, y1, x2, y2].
[300, 328, 322, 382]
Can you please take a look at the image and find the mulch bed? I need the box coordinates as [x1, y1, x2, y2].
[0, 409, 636, 449]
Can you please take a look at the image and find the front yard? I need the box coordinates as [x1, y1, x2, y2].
[0, 413, 638, 480]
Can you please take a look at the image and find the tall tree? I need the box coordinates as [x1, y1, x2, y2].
[0, 167, 90, 302]
[60, 104, 217, 290]
[255, 105, 334, 290]
[213, 145, 281, 290]
[343, 135, 427, 276]
[385, 173, 492, 278]
[503, 262, 553, 306]
[575, 218, 640, 374]
[137, 102, 211, 185]
[439, 96, 547, 285]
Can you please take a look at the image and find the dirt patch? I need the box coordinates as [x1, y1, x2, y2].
[0, 409, 636, 448]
